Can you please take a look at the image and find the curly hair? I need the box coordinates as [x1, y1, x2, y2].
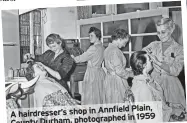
[156, 17, 175, 30]
[46, 33, 70, 54]
[111, 29, 130, 41]
[25, 61, 35, 81]
[89, 27, 101, 40]
[130, 51, 147, 76]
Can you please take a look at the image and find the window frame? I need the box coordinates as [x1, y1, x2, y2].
[77, 8, 170, 68]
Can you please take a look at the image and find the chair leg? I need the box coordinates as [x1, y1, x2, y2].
[70, 78, 75, 98]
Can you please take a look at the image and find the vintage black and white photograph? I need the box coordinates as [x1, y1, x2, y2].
[2, 0, 187, 122]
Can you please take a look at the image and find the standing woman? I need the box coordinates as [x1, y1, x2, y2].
[143, 18, 186, 109]
[103, 29, 134, 103]
[24, 33, 75, 93]
[71, 27, 105, 105]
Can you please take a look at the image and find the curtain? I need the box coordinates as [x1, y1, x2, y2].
[77, 6, 92, 20]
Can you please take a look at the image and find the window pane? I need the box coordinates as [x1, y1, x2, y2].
[92, 5, 106, 14]
[103, 20, 128, 36]
[131, 16, 162, 34]
[162, 1, 181, 7]
[124, 53, 130, 68]
[103, 38, 112, 48]
[120, 43, 129, 51]
[80, 23, 101, 37]
[131, 35, 159, 51]
[80, 39, 90, 52]
[117, 3, 149, 14]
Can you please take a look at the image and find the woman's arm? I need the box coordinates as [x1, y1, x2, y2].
[36, 62, 62, 80]
[56, 56, 75, 79]
[37, 55, 75, 80]
[149, 55, 171, 73]
[72, 46, 96, 63]
[111, 51, 134, 79]
[142, 41, 158, 54]
[24, 50, 52, 63]
[150, 47, 184, 76]
[168, 48, 184, 76]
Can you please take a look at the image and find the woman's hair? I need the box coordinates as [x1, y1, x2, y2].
[89, 27, 101, 40]
[111, 29, 130, 41]
[130, 51, 147, 76]
[25, 61, 35, 81]
[46, 33, 70, 54]
[156, 17, 175, 30]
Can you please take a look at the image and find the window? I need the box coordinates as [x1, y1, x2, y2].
[117, 3, 149, 14]
[92, 5, 106, 14]
[33, 10, 42, 56]
[162, 1, 181, 7]
[19, 10, 42, 63]
[19, 12, 30, 63]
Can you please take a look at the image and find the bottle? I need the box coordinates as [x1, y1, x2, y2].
[14, 69, 20, 77]
[20, 68, 25, 77]
[8, 67, 14, 79]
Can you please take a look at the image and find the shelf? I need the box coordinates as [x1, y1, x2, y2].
[3, 42, 17, 46]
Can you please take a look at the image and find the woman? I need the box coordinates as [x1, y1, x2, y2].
[143, 18, 186, 111]
[129, 51, 172, 122]
[71, 27, 105, 105]
[25, 61, 78, 107]
[103, 29, 134, 104]
[24, 34, 75, 93]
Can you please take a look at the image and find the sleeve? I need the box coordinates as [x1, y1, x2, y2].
[74, 46, 96, 63]
[169, 47, 184, 76]
[57, 55, 75, 79]
[110, 50, 133, 79]
[34, 50, 52, 63]
[142, 41, 157, 53]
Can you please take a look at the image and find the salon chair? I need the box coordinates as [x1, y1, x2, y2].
[70, 62, 87, 102]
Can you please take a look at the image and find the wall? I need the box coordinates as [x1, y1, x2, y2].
[2, 10, 20, 77]
[43, 7, 77, 51]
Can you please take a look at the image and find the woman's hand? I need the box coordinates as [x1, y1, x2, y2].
[145, 47, 153, 54]
[24, 53, 35, 62]
[35, 62, 46, 70]
[71, 55, 75, 59]
[149, 54, 162, 66]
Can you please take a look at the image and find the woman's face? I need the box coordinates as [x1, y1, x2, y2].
[118, 37, 129, 48]
[89, 32, 98, 43]
[156, 25, 172, 42]
[144, 54, 153, 73]
[48, 41, 62, 52]
[33, 64, 47, 77]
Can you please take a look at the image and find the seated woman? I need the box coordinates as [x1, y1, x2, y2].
[129, 51, 186, 122]
[25, 61, 78, 108]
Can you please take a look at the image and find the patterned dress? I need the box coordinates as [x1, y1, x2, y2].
[6, 99, 18, 109]
[103, 43, 133, 103]
[143, 40, 186, 109]
[74, 42, 105, 105]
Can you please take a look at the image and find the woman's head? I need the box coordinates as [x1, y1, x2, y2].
[25, 62, 47, 81]
[89, 27, 101, 43]
[130, 51, 153, 76]
[156, 18, 175, 42]
[111, 29, 130, 48]
[46, 33, 66, 52]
